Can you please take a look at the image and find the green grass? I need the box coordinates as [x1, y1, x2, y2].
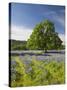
[11, 56, 65, 87]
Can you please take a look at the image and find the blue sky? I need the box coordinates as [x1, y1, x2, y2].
[10, 3, 65, 44]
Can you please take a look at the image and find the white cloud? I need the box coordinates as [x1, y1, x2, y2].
[58, 34, 65, 45]
[11, 25, 32, 41]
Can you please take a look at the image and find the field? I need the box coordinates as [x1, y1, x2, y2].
[10, 50, 65, 87]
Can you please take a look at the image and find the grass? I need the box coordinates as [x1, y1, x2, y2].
[10, 56, 65, 87]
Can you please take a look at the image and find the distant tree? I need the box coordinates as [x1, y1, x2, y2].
[27, 20, 62, 52]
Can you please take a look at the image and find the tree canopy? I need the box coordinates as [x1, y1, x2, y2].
[27, 20, 62, 51]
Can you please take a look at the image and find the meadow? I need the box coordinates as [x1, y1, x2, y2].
[10, 52, 65, 87]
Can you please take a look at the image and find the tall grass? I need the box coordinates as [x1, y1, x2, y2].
[11, 56, 65, 87]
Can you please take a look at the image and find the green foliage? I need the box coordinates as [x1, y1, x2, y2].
[11, 57, 27, 87]
[10, 40, 27, 50]
[11, 56, 65, 87]
[27, 20, 62, 51]
[58, 45, 65, 50]
[10, 20, 64, 51]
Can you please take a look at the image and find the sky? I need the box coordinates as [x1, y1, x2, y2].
[10, 3, 65, 44]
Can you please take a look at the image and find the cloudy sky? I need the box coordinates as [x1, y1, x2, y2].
[10, 3, 65, 44]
